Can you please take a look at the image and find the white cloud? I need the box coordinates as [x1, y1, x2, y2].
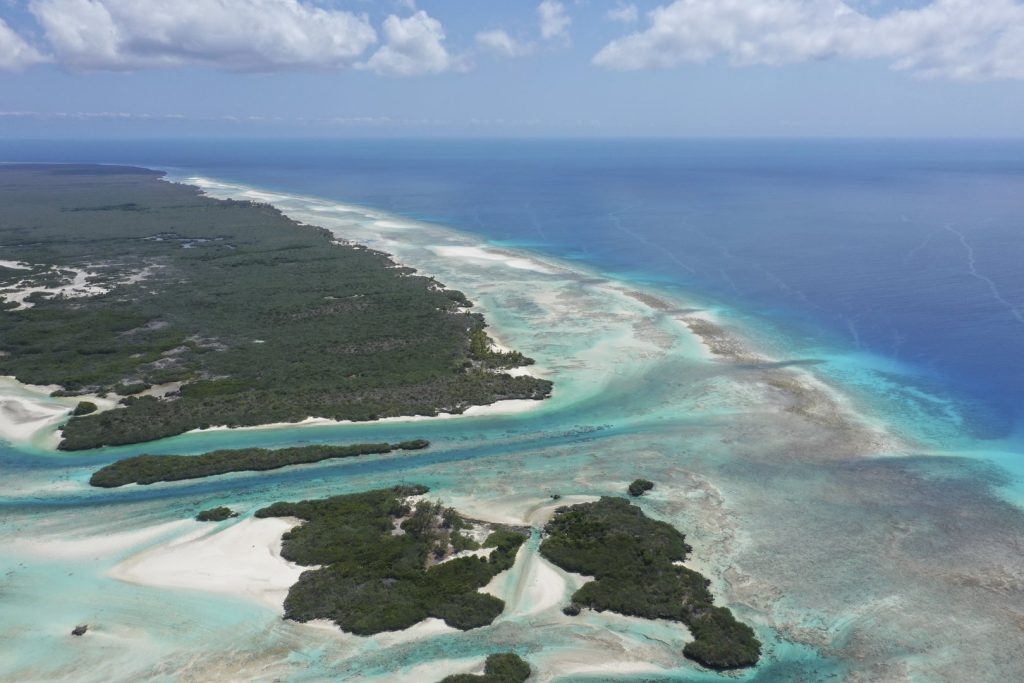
[538, 0, 571, 41]
[28, 0, 377, 71]
[0, 18, 47, 70]
[606, 2, 639, 24]
[593, 0, 1024, 80]
[362, 9, 461, 76]
[475, 28, 533, 57]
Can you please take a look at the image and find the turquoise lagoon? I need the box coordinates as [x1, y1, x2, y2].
[2, 143, 1024, 682]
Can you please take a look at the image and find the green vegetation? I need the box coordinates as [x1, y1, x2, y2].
[0, 165, 551, 450]
[539, 497, 760, 670]
[628, 478, 654, 497]
[439, 653, 531, 683]
[89, 440, 428, 487]
[469, 329, 532, 369]
[255, 486, 527, 634]
[195, 506, 237, 522]
[72, 401, 97, 416]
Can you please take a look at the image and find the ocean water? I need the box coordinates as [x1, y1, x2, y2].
[1, 139, 1023, 682]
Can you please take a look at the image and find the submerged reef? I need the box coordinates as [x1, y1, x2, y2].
[89, 440, 428, 487]
[540, 497, 761, 670]
[0, 165, 550, 450]
[255, 486, 527, 634]
[439, 653, 531, 683]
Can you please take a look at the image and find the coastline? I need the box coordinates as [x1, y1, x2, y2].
[180, 172, 911, 458]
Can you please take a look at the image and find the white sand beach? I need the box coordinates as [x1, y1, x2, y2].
[188, 397, 545, 436]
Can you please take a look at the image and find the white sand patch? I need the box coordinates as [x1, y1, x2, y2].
[0, 376, 119, 447]
[108, 517, 307, 611]
[430, 245, 557, 274]
[373, 219, 411, 230]
[300, 616, 458, 646]
[443, 495, 599, 527]
[0, 396, 69, 444]
[1, 265, 110, 310]
[11, 520, 191, 560]
[486, 544, 585, 619]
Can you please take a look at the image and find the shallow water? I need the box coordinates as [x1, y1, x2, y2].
[1, 157, 1023, 682]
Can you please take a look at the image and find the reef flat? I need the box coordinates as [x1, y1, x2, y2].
[0, 165, 550, 450]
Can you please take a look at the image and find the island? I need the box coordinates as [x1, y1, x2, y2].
[195, 506, 238, 522]
[439, 653, 531, 683]
[0, 164, 551, 450]
[627, 478, 654, 497]
[89, 440, 428, 487]
[254, 485, 528, 634]
[539, 497, 761, 670]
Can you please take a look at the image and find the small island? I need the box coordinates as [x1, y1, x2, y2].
[89, 440, 429, 487]
[255, 486, 528, 634]
[540, 497, 761, 670]
[195, 506, 238, 522]
[0, 165, 551, 450]
[439, 653, 531, 683]
[627, 478, 654, 497]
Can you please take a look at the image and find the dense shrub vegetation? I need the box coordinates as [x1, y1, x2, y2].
[539, 497, 760, 670]
[72, 401, 97, 416]
[195, 506, 237, 522]
[439, 653, 531, 682]
[89, 440, 427, 487]
[627, 478, 654, 497]
[255, 486, 527, 634]
[0, 165, 551, 450]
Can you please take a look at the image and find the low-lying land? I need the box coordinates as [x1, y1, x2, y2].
[439, 653, 531, 683]
[0, 165, 551, 450]
[90, 440, 428, 487]
[539, 497, 761, 670]
[255, 486, 528, 634]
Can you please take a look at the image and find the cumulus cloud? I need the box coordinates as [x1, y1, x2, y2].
[538, 0, 571, 41]
[28, 0, 377, 71]
[362, 9, 460, 76]
[0, 18, 47, 71]
[606, 2, 639, 24]
[593, 0, 1024, 80]
[475, 28, 533, 58]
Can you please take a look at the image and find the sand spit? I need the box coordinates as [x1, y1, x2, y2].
[108, 517, 306, 611]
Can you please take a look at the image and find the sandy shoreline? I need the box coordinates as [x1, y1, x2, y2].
[187, 397, 547, 436]
[0, 373, 546, 450]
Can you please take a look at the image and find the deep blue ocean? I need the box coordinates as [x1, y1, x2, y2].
[4, 138, 1024, 442]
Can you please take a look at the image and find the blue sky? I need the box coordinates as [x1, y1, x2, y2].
[1, 0, 1023, 138]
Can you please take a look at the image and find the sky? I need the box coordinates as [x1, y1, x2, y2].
[1, 0, 1024, 138]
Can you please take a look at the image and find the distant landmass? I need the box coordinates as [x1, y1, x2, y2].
[0, 165, 551, 450]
